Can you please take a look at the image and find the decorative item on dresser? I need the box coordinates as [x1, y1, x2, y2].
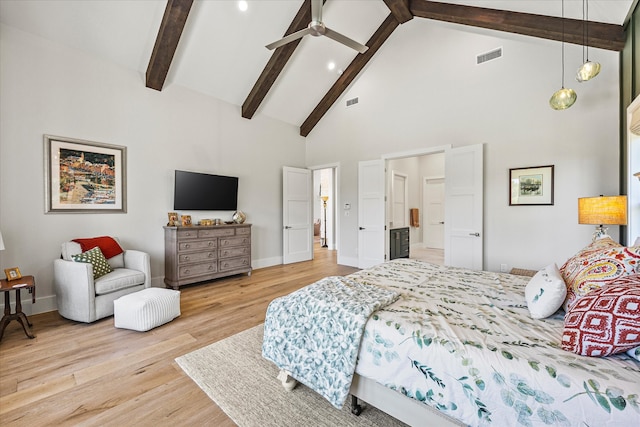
[164, 224, 252, 289]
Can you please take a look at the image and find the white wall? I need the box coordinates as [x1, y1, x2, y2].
[306, 19, 622, 272]
[0, 24, 306, 314]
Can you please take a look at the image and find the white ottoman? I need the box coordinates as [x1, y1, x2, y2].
[114, 288, 181, 331]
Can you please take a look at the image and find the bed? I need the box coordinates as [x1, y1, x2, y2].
[263, 257, 640, 427]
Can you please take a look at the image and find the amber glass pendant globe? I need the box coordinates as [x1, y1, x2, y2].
[576, 61, 601, 82]
[549, 87, 577, 110]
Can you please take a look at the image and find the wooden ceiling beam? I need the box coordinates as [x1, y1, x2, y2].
[383, 0, 413, 24]
[300, 14, 399, 137]
[410, 0, 626, 52]
[146, 0, 194, 91]
[242, 0, 321, 119]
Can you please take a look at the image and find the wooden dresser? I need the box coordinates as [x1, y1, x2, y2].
[164, 224, 251, 289]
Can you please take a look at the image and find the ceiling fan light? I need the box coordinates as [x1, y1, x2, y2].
[549, 87, 577, 110]
[576, 61, 601, 82]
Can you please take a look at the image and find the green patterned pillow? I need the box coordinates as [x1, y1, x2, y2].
[71, 246, 112, 279]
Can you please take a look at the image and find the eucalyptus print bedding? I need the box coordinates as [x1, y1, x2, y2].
[347, 259, 640, 427]
[262, 275, 400, 409]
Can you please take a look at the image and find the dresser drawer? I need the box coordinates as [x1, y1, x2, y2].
[219, 256, 250, 272]
[199, 228, 235, 238]
[236, 227, 251, 235]
[179, 240, 217, 251]
[179, 262, 217, 278]
[219, 246, 250, 259]
[219, 236, 250, 247]
[177, 229, 199, 240]
[179, 251, 217, 264]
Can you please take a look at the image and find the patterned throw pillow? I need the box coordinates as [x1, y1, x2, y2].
[525, 263, 567, 319]
[71, 246, 113, 279]
[560, 238, 640, 310]
[562, 276, 640, 357]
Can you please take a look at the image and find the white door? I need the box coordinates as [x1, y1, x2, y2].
[358, 160, 385, 269]
[444, 144, 483, 270]
[423, 178, 445, 249]
[391, 171, 408, 229]
[283, 166, 313, 264]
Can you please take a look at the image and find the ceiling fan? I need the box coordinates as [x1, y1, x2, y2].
[266, 0, 369, 54]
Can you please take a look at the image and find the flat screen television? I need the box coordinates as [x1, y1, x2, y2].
[173, 170, 238, 211]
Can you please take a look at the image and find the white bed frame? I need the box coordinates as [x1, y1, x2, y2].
[349, 373, 465, 427]
[278, 370, 464, 426]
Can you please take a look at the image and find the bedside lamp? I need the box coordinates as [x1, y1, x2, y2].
[578, 195, 627, 241]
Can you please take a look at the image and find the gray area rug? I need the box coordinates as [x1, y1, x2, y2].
[175, 324, 406, 427]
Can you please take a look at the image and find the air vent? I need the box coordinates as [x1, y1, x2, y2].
[346, 97, 359, 107]
[477, 47, 502, 65]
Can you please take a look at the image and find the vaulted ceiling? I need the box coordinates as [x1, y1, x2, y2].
[1, 0, 636, 136]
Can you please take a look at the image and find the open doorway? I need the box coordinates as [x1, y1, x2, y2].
[386, 152, 445, 265]
[313, 167, 336, 255]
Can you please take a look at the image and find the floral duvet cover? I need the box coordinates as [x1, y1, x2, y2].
[348, 259, 640, 427]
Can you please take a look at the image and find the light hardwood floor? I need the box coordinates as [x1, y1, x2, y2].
[0, 245, 357, 426]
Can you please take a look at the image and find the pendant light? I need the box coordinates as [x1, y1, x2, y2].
[550, 0, 577, 110]
[576, 0, 601, 82]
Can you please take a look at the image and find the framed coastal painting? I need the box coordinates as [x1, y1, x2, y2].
[509, 165, 554, 206]
[44, 135, 127, 213]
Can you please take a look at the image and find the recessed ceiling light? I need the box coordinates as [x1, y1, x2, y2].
[327, 62, 336, 71]
[238, 1, 248, 12]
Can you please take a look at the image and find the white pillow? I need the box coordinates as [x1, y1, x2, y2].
[525, 263, 567, 319]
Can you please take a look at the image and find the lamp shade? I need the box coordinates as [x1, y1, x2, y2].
[578, 196, 627, 225]
[0, 231, 4, 251]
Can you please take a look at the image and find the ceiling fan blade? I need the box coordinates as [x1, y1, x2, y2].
[323, 27, 369, 54]
[266, 27, 313, 50]
[311, 0, 322, 23]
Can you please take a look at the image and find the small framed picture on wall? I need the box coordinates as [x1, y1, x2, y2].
[509, 165, 554, 206]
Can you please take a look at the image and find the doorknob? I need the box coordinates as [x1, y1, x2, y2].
[284, 226, 292, 229]
[359, 227, 365, 230]
[469, 232, 480, 237]
[439, 221, 444, 224]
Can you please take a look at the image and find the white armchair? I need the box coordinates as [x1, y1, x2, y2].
[53, 238, 151, 323]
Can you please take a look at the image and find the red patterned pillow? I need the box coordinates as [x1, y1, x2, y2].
[560, 239, 640, 311]
[562, 275, 640, 357]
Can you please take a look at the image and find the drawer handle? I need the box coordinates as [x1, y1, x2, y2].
[223, 251, 228, 256]
[184, 269, 190, 274]
[242, 238, 247, 243]
[223, 263, 228, 268]
[208, 265, 214, 271]
[184, 244, 190, 248]
[243, 260, 247, 265]
[184, 256, 190, 261]
[208, 252, 214, 258]
[208, 241, 214, 246]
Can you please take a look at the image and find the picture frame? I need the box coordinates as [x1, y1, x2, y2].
[509, 165, 554, 206]
[44, 135, 127, 213]
[4, 267, 22, 281]
[181, 214, 192, 227]
[167, 212, 179, 227]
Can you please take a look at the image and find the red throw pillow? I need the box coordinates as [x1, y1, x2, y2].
[562, 275, 640, 357]
[72, 236, 123, 259]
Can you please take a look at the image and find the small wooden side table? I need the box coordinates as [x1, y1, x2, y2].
[0, 275, 36, 341]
